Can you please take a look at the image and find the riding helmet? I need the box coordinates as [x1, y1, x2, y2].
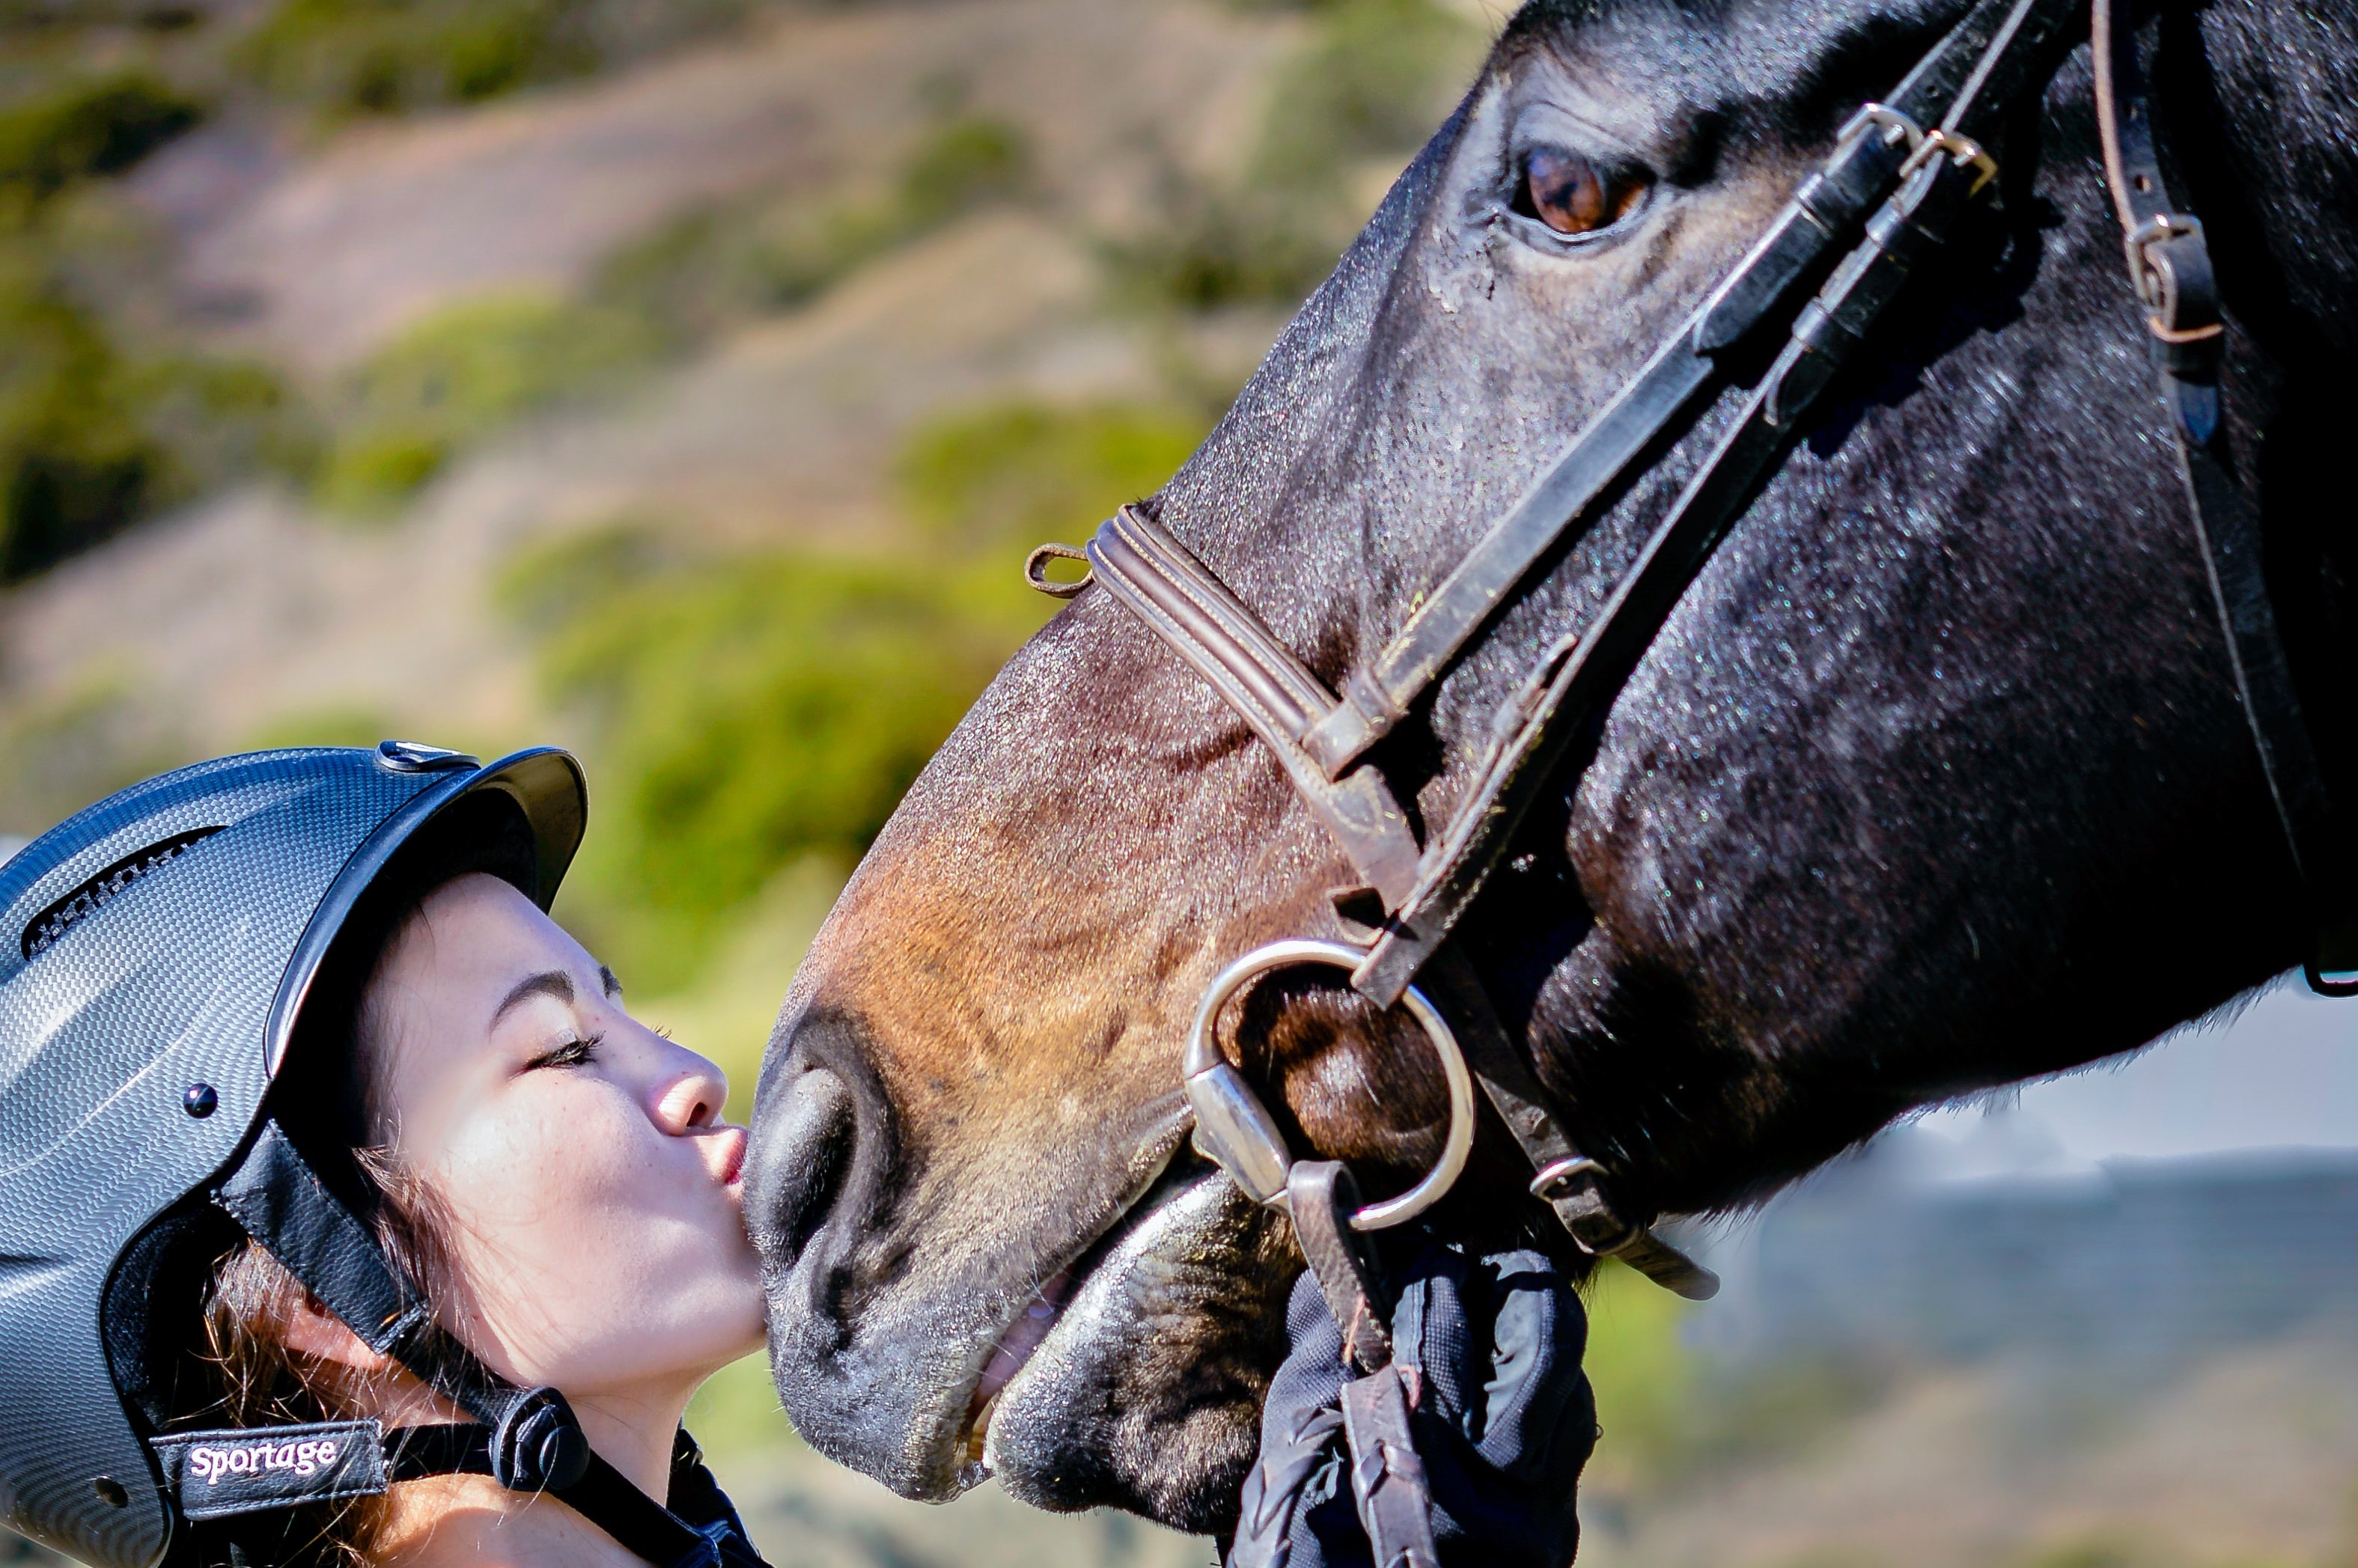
[0, 742, 584, 1567]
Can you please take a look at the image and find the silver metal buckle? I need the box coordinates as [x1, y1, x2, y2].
[1527, 1156, 1605, 1204]
[1901, 128, 1999, 196]
[1836, 103, 1928, 157]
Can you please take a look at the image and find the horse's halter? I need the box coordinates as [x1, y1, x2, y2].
[1032, 0, 2351, 1321]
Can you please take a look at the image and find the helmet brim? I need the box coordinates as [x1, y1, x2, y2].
[263, 748, 588, 1076]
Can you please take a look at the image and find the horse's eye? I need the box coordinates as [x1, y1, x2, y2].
[1517, 147, 1643, 236]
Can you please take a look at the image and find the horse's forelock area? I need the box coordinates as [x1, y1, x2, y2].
[752, 0, 2358, 1531]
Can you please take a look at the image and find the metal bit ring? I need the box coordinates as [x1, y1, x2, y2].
[1182, 939, 1478, 1231]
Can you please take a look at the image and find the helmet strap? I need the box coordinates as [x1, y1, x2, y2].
[195, 1117, 762, 1567]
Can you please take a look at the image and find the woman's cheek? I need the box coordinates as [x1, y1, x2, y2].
[434, 1093, 639, 1252]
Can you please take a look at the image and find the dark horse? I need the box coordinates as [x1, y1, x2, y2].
[747, 0, 2358, 1539]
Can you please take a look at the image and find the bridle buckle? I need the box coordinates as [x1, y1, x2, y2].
[1526, 1156, 1605, 1204]
[1902, 128, 2000, 196]
[2124, 214, 2226, 344]
[1836, 102, 1928, 157]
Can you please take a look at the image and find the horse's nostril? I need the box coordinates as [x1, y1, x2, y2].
[746, 1064, 853, 1269]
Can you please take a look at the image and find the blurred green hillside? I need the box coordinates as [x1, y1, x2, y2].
[0, 0, 1484, 984]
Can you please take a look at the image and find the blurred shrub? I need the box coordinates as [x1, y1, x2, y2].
[0, 70, 305, 579]
[0, 671, 186, 835]
[317, 288, 661, 513]
[133, 352, 318, 492]
[1582, 1257, 1699, 1477]
[1108, 0, 1478, 312]
[1582, 1257, 1895, 1489]
[593, 115, 1032, 341]
[502, 528, 1023, 991]
[1249, 0, 1475, 192]
[0, 248, 301, 579]
[237, 0, 588, 112]
[683, 1351, 793, 1459]
[504, 396, 1192, 989]
[0, 254, 162, 578]
[895, 397, 1203, 543]
[899, 113, 1026, 217]
[234, 0, 742, 118]
[0, 70, 201, 210]
[1102, 180, 1341, 312]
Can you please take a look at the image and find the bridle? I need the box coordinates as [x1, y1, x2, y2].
[1029, 0, 2351, 1550]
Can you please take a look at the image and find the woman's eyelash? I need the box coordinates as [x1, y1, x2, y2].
[530, 1033, 601, 1070]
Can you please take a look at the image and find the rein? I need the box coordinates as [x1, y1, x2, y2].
[1028, 3, 2351, 1546]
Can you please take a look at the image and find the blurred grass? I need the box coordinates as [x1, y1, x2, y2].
[1581, 1256, 1893, 1492]
[505, 394, 1204, 996]
[1106, 0, 1479, 311]
[594, 112, 1032, 344]
[315, 287, 662, 513]
[234, 0, 745, 121]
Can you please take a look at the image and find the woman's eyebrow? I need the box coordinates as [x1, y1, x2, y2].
[600, 965, 621, 998]
[491, 969, 574, 1028]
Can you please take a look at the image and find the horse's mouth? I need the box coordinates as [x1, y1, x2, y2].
[948, 1148, 1210, 1477]
[945, 1150, 1292, 1528]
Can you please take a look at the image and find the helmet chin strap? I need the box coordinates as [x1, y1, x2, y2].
[177, 1117, 769, 1568]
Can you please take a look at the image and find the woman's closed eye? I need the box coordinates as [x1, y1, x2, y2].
[528, 1033, 600, 1071]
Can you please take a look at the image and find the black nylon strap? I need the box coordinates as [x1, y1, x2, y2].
[214, 1121, 430, 1363]
[156, 1421, 387, 1522]
[557, 1452, 726, 1568]
[381, 1426, 768, 1568]
[383, 1422, 494, 1482]
[211, 1125, 763, 1567]
[380, 1427, 748, 1568]
[213, 1120, 524, 1430]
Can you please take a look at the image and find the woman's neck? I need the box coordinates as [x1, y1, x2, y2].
[568, 1380, 700, 1496]
[374, 1475, 648, 1568]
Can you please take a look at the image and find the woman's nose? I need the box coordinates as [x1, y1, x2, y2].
[653, 1047, 731, 1134]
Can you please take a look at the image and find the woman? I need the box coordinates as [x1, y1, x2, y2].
[0, 742, 773, 1568]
